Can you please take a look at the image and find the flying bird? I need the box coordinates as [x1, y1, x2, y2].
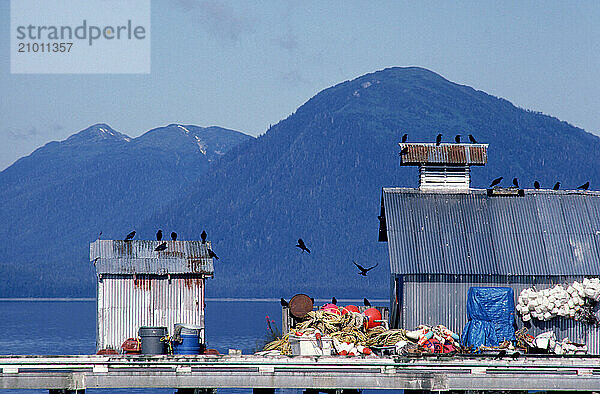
[331, 297, 337, 305]
[435, 133, 442, 146]
[208, 248, 219, 260]
[401, 133, 408, 143]
[489, 177, 503, 187]
[512, 178, 519, 188]
[454, 135, 461, 143]
[363, 298, 371, 307]
[171, 232, 177, 241]
[280, 298, 288, 307]
[353, 261, 379, 276]
[296, 238, 311, 253]
[399, 147, 409, 156]
[553, 182, 560, 190]
[156, 230, 162, 241]
[468, 134, 477, 143]
[201, 230, 207, 244]
[154, 242, 167, 252]
[124, 231, 136, 241]
[534, 181, 540, 189]
[578, 182, 590, 190]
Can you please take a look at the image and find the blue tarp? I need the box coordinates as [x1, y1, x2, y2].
[462, 287, 516, 349]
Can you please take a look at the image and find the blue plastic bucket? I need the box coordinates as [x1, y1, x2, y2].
[172, 324, 203, 355]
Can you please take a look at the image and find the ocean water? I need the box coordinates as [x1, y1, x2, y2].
[0, 299, 394, 394]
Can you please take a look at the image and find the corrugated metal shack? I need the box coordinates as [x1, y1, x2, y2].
[90, 239, 214, 351]
[379, 142, 600, 353]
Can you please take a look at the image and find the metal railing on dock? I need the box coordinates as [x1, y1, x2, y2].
[1, 354, 600, 392]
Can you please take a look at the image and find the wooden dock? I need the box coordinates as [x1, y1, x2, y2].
[1, 354, 600, 392]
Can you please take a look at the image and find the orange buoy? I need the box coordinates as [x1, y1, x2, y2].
[321, 303, 341, 315]
[363, 307, 382, 329]
[342, 305, 360, 314]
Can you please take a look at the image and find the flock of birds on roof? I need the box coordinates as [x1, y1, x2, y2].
[399, 133, 592, 191]
[399, 132, 478, 156]
[122, 229, 219, 259]
[488, 176, 589, 191]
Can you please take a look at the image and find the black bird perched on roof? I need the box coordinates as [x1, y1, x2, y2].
[332, 297, 337, 305]
[511, 351, 521, 360]
[512, 178, 519, 188]
[208, 248, 219, 260]
[489, 177, 503, 187]
[98, 231, 102, 239]
[401, 133, 408, 143]
[124, 231, 136, 241]
[435, 133, 442, 146]
[353, 261, 379, 276]
[553, 182, 561, 190]
[363, 298, 371, 307]
[468, 134, 477, 143]
[296, 238, 310, 253]
[534, 181, 540, 189]
[578, 182, 590, 190]
[156, 230, 162, 241]
[399, 147, 409, 156]
[171, 232, 177, 241]
[280, 298, 288, 307]
[154, 241, 167, 252]
[454, 135, 461, 143]
[201, 230, 207, 244]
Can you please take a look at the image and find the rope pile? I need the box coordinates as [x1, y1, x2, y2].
[262, 310, 408, 354]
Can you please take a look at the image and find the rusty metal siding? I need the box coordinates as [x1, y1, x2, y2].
[91, 240, 214, 275]
[382, 188, 600, 275]
[400, 143, 487, 166]
[397, 274, 600, 354]
[96, 275, 205, 351]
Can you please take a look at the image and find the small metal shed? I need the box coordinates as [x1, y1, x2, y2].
[90, 239, 214, 352]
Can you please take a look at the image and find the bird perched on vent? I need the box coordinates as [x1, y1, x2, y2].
[363, 298, 371, 307]
[201, 230, 207, 244]
[332, 297, 337, 305]
[171, 232, 177, 241]
[512, 178, 519, 188]
[124, 231, 136, 241]
[156, 230, 162, 241]
[155, 242, 167, 252]
[534, 181, 540, 189]
[399, 147, 409, 156]
[435, 133, 442, 146]
[353, 261, 379, 276]
[489, 177, 503, 187]
[578, 182, 590, 190]
[553, 182, 561, 190]
[454, 135, 461, 143]
[468, 134, 477, 143]
[401, 133, 408, 143]
[296, 238, 310, 253]
[208, 248, 219, 260]
[280, 298, 288, 307]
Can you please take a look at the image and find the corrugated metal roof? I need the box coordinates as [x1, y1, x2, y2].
[90, 240, 214, 275]
[399, 143, 487, 166]
[382, 188, 600, 275]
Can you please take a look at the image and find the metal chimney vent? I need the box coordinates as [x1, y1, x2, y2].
[399, 143, 488, 191]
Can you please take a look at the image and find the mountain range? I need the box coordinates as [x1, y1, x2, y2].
[1, 67, 599, 298]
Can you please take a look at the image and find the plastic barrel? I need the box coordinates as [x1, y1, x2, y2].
[138, 326, 167, 355]
[172, 324, 203, 355]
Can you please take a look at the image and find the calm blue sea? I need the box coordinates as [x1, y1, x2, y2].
[0, 300, 395, 394]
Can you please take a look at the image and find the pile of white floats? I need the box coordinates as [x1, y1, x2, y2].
[517, 278, 600, 322]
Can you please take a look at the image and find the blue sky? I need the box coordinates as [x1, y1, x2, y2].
[1, 1, 599, 170]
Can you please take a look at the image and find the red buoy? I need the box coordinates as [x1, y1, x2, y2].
[342, 305, 360, 314]
[363, 307, 382, 329]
